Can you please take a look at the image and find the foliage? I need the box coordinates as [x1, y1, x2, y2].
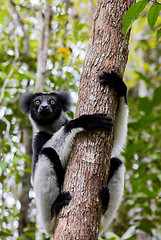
[123, 0, 161, 40]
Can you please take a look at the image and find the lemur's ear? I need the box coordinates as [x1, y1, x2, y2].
[57, 91, 72, 112]
[19, 92, 36, 114]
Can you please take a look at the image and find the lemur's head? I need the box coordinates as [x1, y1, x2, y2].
[19, 91, 71, 132]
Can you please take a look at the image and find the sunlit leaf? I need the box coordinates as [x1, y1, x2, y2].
[156, 28, 161, 41]
[123, 0, 148, 40]
[148, 3, 161, 30]
[23, 70, 36, 80]
[1, 162, 9, 174]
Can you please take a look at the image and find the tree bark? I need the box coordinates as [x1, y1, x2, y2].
[54, 0, 134, 239]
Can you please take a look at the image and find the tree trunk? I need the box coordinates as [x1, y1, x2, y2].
[54, 0, 134, 239]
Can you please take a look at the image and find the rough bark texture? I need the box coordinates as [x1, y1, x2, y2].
[54, 0, 134, 239]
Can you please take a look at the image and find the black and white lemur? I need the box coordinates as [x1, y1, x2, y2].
[19, 71, 128, 236]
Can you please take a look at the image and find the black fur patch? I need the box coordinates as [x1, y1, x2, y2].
[99, 185, 110, 214]
[99, 71, 128, 104]
[107, 157, 122, 183]
[19, 92, 35, 114]
[51, 191, 72, 217]
[41, 147, 65, 188]
[99, 157, 122, 213]
[32, 132, 52, 173]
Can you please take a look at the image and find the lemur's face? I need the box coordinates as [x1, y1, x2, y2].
[30, 93, 62, 125]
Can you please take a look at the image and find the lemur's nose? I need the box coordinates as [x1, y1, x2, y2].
[40, 105, 49, 111]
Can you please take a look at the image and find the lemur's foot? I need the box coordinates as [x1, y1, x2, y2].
[99, 185, 110, 214]
[99, 71, 127, 99]
[51, 191, 72, 216]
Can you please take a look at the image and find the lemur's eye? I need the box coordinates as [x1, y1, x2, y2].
[50, 99, 55, 105]
[35, 100, 40, 105]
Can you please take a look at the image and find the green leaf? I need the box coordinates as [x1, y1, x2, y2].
[141, 186, 156, 198]
[139, 97, 152, 114]
[1, 162, 9, 174]
[15, 172, 21, 185]
[23, 70, 36, 80]
[135, 71, 154, 88]
[0, 71, 7, 79]
[152, 86, 161, 106]
[0, 230, 13, 237]
[3, 216, 8, 224]
[156, 28, 161, 41]
[148, 3, 161, 30]
[138, 219, 155, 234]
[123, 0, 148, 39]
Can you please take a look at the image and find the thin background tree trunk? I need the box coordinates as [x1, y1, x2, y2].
[36, 3, 52, 93]
[54, 0, 134, 239]
[35, 3, 53, 239]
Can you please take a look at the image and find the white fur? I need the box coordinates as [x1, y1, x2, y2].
[34, 156, 58, 235]
[112, 97, 129, 157]
[43, 126, 83, 168]
[99, 163, 125, 237]
[29, 111, 68, 135]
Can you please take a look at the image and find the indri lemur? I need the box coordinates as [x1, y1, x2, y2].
[20, 71, 128, 236]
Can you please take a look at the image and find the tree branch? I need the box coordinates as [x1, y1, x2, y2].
[148, 0, 161, 5]
[9, 0, 30, 53]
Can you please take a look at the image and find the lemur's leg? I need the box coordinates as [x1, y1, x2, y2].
[99, 71, 127, 104]
[51, 192, 72, 217]
[99, 158, 125, 236]
[40, 147, 72, 216]
[34, 147, 71, 235]
[99, 71, 129, 157]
